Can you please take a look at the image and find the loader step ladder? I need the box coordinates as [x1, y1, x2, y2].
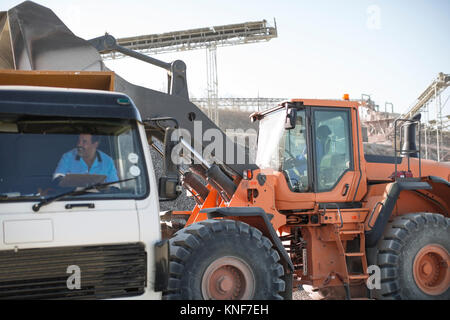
[334, 223, 370, 300]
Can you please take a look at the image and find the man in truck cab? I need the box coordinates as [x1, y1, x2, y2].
[53, 132, 119, 183]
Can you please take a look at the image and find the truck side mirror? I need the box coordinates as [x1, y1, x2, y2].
[285, 108, 297, 130]
[159, 176, 181, 201]
[159, 127, 181, 201]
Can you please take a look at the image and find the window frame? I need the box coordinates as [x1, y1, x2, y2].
[311, 107, 354, 193]
[0, 118, 150, 203]
[281, 108, 313, 193]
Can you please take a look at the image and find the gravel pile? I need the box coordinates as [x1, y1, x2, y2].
[150, 146, 196, 212]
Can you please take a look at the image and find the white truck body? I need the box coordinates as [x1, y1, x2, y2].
[0, 85, 167, 299]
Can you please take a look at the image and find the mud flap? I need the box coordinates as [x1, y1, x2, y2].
[154, 240, 170, 292]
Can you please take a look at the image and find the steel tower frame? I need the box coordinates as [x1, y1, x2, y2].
[101, 20, 278, 125]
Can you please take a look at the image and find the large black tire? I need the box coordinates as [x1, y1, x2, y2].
[372, 213, 449, 300]
[163, 219, 285, 300]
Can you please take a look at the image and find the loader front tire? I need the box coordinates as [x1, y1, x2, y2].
[163, 219, 285, 300]
[374, 213, 450, 300]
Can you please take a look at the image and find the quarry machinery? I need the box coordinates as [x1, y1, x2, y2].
[164, 97, 450, 300]
[1, 1, 449, 300]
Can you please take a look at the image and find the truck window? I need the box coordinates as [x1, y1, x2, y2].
[0, 118, 148, 201]
[313, 109, 353, 192]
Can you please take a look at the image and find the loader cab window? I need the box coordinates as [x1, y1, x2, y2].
[255, 108, 309, 192]
[280, 110, 309, 192]
[313, 109, 353, 192]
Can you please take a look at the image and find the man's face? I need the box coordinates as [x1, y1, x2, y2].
[76, 134, 98, 158]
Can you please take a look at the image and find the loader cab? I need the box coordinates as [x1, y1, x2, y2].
[255, 99, 359, 201]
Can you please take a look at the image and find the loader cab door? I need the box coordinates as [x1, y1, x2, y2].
[312, 108, 355, 202]
[277, 107, 355, 198]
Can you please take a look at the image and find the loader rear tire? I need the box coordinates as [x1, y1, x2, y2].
[374, 213, 450, 300]
[163, 219, 285, 300]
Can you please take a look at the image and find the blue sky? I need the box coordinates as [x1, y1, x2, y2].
[2, 0, 449, 117]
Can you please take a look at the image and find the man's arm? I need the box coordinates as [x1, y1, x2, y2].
[53, 152, 70, 179]
[105, 157, 119, 183]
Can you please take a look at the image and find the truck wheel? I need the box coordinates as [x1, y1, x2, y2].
[163, 219, 285, 300]
[374, 213, 449, 300]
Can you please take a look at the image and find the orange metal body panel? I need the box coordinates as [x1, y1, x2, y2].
[364, 157, 450, 181]
[364, 180, 450, 232]
[300, 226, 348, 286]
[396, 190, 447, 216]
[185, 186, 220, 226]
[290, 98, 360, 109]
[171, 211, 192, 215]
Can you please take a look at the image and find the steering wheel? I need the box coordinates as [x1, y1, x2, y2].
[283, 151, 308, 191]
[284, 150, 307, 171]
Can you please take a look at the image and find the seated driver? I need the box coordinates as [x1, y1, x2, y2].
[284, 133, 308, 190]
[54, 132, 118, 183]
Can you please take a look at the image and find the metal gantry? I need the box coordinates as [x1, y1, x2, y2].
[206, 44, 219, 125]
[398, 73, 449, 162]
[101, 20, 278, 125]
[191, 97, 287, 113]
[359, 73, 449, 162]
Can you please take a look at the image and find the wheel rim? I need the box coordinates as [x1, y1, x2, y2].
[413, 244, 450, 296]
[201, 256, 255, 300]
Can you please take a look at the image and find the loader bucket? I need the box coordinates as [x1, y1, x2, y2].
[0, 1, 102, 71]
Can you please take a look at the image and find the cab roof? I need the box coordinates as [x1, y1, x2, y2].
[250, 98, 361, 121]
[290, 98, 360, 108]
[0, 85, 141, 121]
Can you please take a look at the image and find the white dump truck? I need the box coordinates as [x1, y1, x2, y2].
[0, 71, 169, 299]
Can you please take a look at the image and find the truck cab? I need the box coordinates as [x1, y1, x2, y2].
[0, 83, 167, 299]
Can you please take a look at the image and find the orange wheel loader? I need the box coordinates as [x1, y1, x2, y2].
[162, 98, 449, 300]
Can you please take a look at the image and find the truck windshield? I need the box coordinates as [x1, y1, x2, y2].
[0, 118, 148, 201]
